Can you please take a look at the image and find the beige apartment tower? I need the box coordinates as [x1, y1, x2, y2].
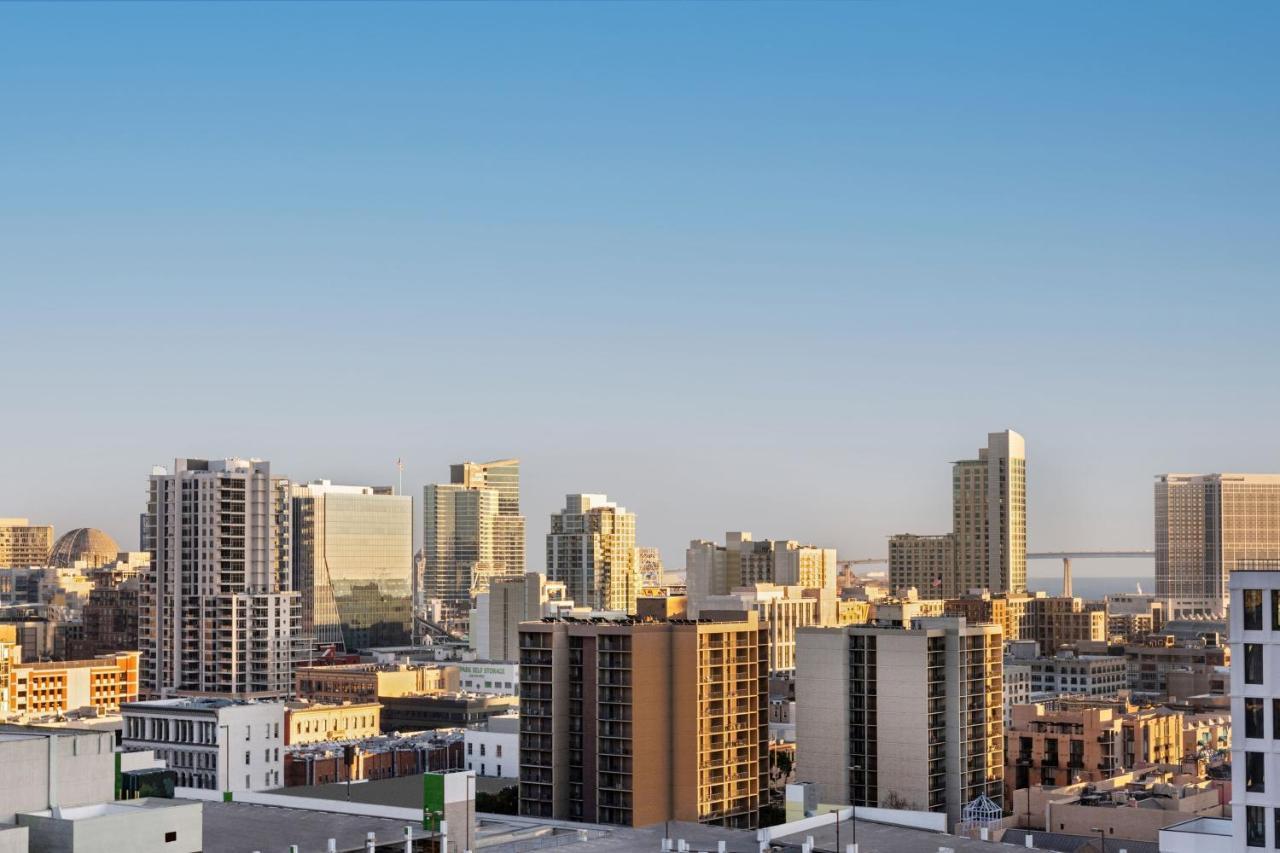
[795, 616, 1004, 826]
[0, 519, 54, 568]
[422, 459, 526, 628]
[889, 533, 957, 598]
[1156, 473, 1280, 618]
[141, 458, 304, 699]
[686, 532, 837, 623]
[546, 494, 638, 613]
[953, 430, 1026, 595]
[518, 613, 769, 828]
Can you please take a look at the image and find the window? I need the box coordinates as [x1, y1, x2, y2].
[496, 745, 503, 758]
[264, 749, 270, 762]
[1248, 805, 1266, 847]
[1248, 752, 1267, 793]
[1249, 699, 1266, 739]
[245, 725, 251, 741]
[1273, 589, 1280, 630]
[1246, 589, 1265, 630]
[165, 832, 177, 843]
[1247, 644, 1265, 685]
[245, 775, 250, 789]
[467, 743, 473, 755]
[480, 744, 486, 756]
[245, 751, 251, 765]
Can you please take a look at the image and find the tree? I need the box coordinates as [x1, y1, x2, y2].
[476, 785, 519, 815]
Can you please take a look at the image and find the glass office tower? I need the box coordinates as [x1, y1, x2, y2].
[292, 481, 413, 650]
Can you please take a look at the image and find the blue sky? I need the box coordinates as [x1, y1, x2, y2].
[3, 2, 1278, 576]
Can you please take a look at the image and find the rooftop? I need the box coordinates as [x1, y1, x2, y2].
[125, 697, 258, 711]
[198, 800, 432, 853]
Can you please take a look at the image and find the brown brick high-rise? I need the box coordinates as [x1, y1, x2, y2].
[518, 613, 768, 828]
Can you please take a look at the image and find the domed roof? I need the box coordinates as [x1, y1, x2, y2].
[49, 528, 120, 568]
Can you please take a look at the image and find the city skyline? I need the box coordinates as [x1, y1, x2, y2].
[5, 2, 1280, 578]
[9, 445, 1280, 580]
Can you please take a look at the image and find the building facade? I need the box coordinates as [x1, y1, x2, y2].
[464, 712, 518, 779]
[1229, 570, 1280, 849]
[284, 701, 381, 745]
[519, 614, 769, 828]
[1157, 473, 1280, 619]
[0, 518, 53, 568]
[141, 458, 304, 699]
[0, 640, 138, 718]
[291, 480, 412, 651]
[471, 572, 568, 662]
[697, 583, 824, 673]
[795, 616, 1004, 826]
[422, 459, 525, 628]
[889, 534, 956, 599]
[1027, 652, 1128, 698]
[687, 533, 837, 624]
[546, 494, 638, 614]
[294, 662, 457, 705]
[122, 698, 285, 792]
[954, 430, 1027, 595]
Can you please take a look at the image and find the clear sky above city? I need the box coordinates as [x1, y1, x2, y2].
[3, 2, 1278, 577]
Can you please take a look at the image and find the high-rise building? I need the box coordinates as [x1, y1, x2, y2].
[1157, 473, 1280, 619]
[291, 480, 413, 650]
[1229, 569, 1280, 849]
[546, 494, 638, 613]
[686, 532, 837, 623]
[470, 572, 569, 662]
[450, 459, 526, 585]
[518, 613, 769, 828]
[795, 616, 1004, 826]
[889, 533, 956, 598]
[954, 430, 1026, 595]
[0, 518, 53, 567]
[140, 458, 304, 699]
[422, 459, 525, 626]
[696, 583, 824, 673]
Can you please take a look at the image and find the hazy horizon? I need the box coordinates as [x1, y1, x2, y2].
[4, 2, 1279, 571]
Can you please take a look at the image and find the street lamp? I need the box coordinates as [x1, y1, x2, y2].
[1090, 826, 1106, 853]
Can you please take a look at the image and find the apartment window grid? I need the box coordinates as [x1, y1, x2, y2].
[925, 636, 948, 811]
[516, 630, 554, 818]
[596, 633, 632, 826]
[567, 636, 587, 821]
[847, 634, 878, 808]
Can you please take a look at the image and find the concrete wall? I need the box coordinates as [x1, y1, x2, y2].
[1046, 800, 1224, 843]
[794, 629, 849, 806]
[0, 732, 115, 823]
[464, 728, 518, 778]
[876, 632, 929, 810]
[0, 826, 26, 853]
[19, 802, 201, 853]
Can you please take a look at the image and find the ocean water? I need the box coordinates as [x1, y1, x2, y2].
[1026, 556, 1155, 600]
